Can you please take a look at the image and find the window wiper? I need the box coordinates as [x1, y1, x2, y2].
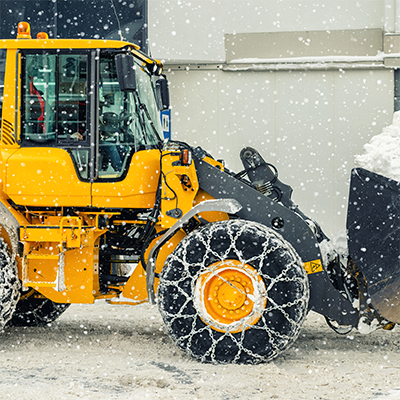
[132, 94, 149, 145]
[133, 92, 160, 143]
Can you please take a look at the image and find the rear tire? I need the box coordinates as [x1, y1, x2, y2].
[8, 289, 70, 327]
[0, 239, 20, 330]
[158, 219, 309, 364]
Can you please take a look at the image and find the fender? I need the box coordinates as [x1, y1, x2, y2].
[146, 198, 242, 303]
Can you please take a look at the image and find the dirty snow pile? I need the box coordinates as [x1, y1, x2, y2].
[355, 111, 400, 181]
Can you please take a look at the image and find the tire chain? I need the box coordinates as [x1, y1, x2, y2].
[0, 238, 20, 330]
[158, 219, 309, 364]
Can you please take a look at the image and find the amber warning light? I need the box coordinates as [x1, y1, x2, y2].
[37, 32, 49, 39]
[16, 22, 48, 40]
[180, 149, 192, 165]
[17, 22, 31, 39]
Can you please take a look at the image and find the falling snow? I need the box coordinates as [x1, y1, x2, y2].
[0, 1, 399, 399]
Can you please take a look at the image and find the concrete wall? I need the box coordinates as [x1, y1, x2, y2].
[149, 1, 396, 237]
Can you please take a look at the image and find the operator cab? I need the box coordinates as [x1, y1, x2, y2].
[21, 49, 164, 181]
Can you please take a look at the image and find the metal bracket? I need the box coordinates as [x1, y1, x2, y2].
[165, 208, 183, 219]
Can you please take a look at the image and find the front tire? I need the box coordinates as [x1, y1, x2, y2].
[158, 219, 309, 364]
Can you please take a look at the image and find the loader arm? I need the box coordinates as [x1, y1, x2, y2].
[195, 157, 358, 326]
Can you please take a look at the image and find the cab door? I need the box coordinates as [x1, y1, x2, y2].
[91, 53, 161, 209]
[5, 50, 92, 207]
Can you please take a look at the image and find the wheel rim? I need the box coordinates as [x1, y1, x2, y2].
[194, 260, 267, 333]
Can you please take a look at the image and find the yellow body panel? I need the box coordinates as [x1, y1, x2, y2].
[120, 264, 148, 304]
[160, 152, 199, 228]
[92, 149, 160, 208]
[5, 147, 91, 207]
[20, 219, 88, 246]
[0, 38, 139, 50]
[0, 149, 17, 189]
[0, 38, 161, 73]
[122, 229, 187, 303]
[0, 170, 29, 226]
[20, 217, 105, 303]
[35, 245, 99, 303]
[153, 230, 187, 276]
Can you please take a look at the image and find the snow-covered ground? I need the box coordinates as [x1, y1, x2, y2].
[0, 301, 399, 400]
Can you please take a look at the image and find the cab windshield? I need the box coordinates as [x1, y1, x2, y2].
[98, 55, 161, 178]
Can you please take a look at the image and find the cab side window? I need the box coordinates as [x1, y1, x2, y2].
[23, 53, 89, 142]
[58, 55, 88, 142]
[24, 53, 56, 141]
[22, 52, 90, 180]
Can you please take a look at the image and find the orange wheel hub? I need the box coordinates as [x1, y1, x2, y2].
[194, 260, 267, 333]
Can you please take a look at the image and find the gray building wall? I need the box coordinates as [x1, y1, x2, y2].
[164, 63, 393, 237]
[149, 0, 387, 62]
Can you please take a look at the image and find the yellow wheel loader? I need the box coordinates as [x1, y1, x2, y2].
[0, 21, 397, 364]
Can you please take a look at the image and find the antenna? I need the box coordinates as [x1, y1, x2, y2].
[110, 0, 123, 41]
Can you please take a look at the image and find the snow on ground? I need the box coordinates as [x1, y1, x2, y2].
[0, 301, 399, 400]
[355, 111, 400, 181]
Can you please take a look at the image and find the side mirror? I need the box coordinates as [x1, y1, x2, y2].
[115, 54, 136, 92]
[155, 75, 170, 111]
